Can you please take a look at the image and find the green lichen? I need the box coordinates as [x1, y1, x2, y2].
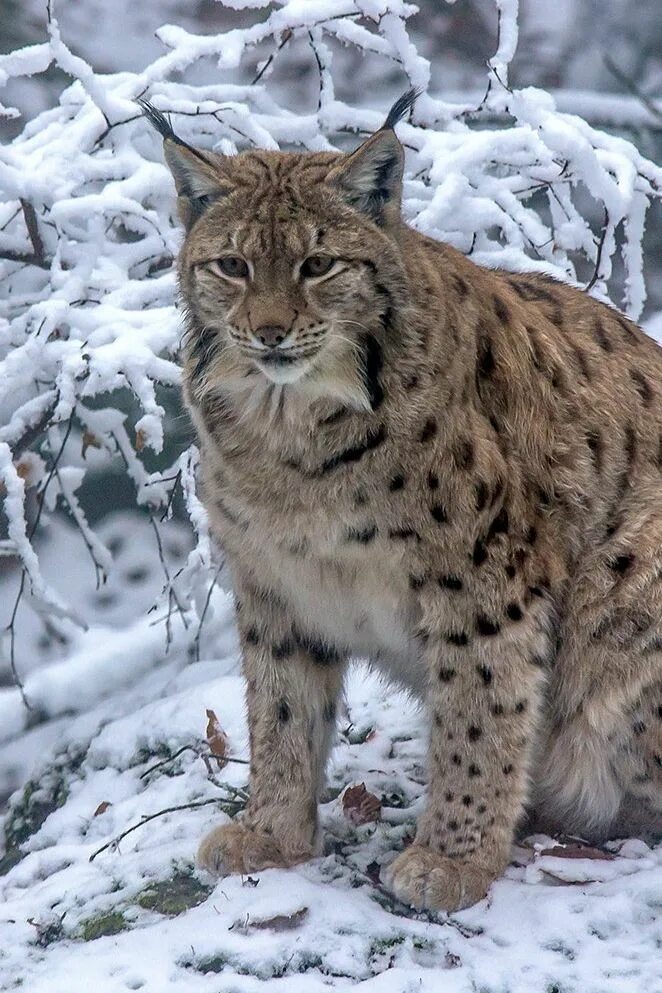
[136, 870, 211, 916]
[80, 910, 129, 941]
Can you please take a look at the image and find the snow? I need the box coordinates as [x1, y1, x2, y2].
[1, 0, 662, 989]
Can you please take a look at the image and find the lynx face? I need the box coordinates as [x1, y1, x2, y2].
[181, 164, 403, 391]
[133, 98, 414, 409]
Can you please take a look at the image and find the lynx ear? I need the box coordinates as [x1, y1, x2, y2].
[327, 87, 419, 224]
[137, 99, 231, 228]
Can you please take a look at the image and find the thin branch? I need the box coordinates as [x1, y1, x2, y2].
[8, 391, 59, 460]
[88, 795, 245, 862]
[193, 563, 223, 662]
[585, 207, 610, 292]
[251, 28, 293, 85]
[19, 199, 45, 266]
[139, 743, 249, 780]
[604, 55, 662, 122]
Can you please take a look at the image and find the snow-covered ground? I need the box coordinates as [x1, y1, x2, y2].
[1, 510, 662, 992]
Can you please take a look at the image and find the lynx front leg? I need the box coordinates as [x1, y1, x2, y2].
[198, 583, 345, 875]
[384, 619, 548, 911]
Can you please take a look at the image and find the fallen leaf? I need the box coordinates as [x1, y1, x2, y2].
[539, 845, 615, 861]
[93, 801, 112, 817]
[205, 708, 228, 768]
[342, 783, 381, 825]
[135, 428, 147, 452]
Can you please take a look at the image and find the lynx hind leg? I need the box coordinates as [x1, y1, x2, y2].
[608, 682, 662, 842]
[534, 506, 662, 840]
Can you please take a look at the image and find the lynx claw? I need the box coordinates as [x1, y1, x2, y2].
[382, 844, 500, 912]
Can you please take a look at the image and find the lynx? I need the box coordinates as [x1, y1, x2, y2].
[140, 90, 662, 912]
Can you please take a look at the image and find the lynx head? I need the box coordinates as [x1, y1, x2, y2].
[139, 90, 418, 412]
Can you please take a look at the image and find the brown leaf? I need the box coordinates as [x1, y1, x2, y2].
[93, 801, 112, 817]
[539, 844, 615, 861]
[82, 431, 101, 458]
[342, 783, 381, 825]
[205, 708, 228, 768]
[135, 428, 147, 452]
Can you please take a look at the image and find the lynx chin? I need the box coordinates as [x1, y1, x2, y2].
[140, 89, 662, 912]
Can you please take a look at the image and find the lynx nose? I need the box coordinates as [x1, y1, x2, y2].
[255, 324, 288, 348]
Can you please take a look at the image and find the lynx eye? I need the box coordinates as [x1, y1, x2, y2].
[300, 255, 335, 278]
[213, 256, 249, 279]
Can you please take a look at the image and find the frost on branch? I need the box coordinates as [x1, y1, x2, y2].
[0, 0, 661, 698]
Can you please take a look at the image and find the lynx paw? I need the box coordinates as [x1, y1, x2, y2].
[382, 844, 500, 912]
[197, 822, 312, 876]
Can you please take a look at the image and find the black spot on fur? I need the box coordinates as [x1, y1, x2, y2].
[454, 437, 475, 470]
[586, 430, 603, 473]
[453, 274, 470, 299]
[447, 631, 469, 647]
[593, 318, 613, 353]
[439, 574, 463, 591]
[503, 764, 514, 775]
[467, 726, 482, 741]
[452, 754, 462, 766]
[468, 764, 481, 777]
[571, 342, 592, 381]
[609, 552, 635, 574]
[409, 574, 427, 590]
[506, 602, 523, 622]
[629, 368, 653, 407]
[430, 503, 448, 524]
[515, 701, 527, 713]
[359, 334, 384, 410]
[462, 795, 473, 807]
[345, 524, 377, 544]
[624, 424, 637, 469]
[419, 418, 437, 443]
[318, 424, 386, 474]
[473, 539, 488, 566]
[318, 406, 349, 427]
[493, 295, 510, 323]
[389, 473, 405, 492]
[492, 703, 504, 715]
[477, 664, 492, 685]
[476, 615, 500, 637]
[486, 506, 509, 543]
[476, 328, 495, 379]
[428, 471, 439, 490]
[297, 633, 341, 667]
[272, 639, 294, 660]
[389, 527, 420, 541]
[475, 480, 489, 511]
[439, 667, 456, 682]
[277, 700, 291, 722]
[245, 627, 260, 645]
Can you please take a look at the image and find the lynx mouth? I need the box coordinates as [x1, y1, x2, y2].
[254, 349, 313, 384]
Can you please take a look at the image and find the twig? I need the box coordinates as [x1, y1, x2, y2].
[585, 207, 610, 292]
[139, 743, 250, 780]
[5, 411, 76, 710]
[193, 563, 223, 662]
[251, 29, 293, 85]
[604, 55, 662, 122]
[8, 391, 59, 460]
[19, 199, 46, 266]
[88, 796, 245, 862]
[159, 468, 182, 522]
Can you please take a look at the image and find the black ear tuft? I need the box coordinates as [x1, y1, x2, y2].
[382, 87, 421, 130]
[136, 98, 177, 142]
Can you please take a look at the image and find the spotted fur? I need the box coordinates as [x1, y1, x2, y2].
[143, 92, 662, 912]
